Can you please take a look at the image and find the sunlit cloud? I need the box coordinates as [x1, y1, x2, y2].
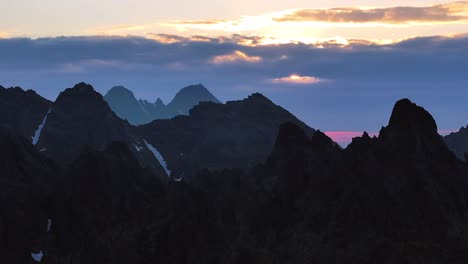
[161, 1, 468, 46]
[271, 74, 323, 85]
[211, 50, 262, 64]
[147, 33, 187, 44]
[275, 2, 468, 25]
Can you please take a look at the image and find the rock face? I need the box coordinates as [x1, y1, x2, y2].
[33, 83, 170, 178]
[104, 84, 221, 124]
[137, 93, 316, 180]
[0, 86, 52, 140]
[445, 125, 468, 160]
[36, 83, 135, 163]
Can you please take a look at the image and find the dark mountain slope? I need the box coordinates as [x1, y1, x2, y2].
[48, 142, 166, 264]
[36, 82, 136, 163]
[35, 83, 170, 178]
[0, 128, 58, 264]
[0, 86, 52, 140]
[203, 98, 468, 263]
[137, 93, 316, 180]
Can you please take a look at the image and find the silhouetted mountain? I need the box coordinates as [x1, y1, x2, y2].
[4, 82, 468, 263]
[104, 86, 152, 125]
[0, 127, 57, 263]
[0, 86, 52, 140]
[445, 125, 468, 160]
[36, 82, 136, 163]
[181, 98, 468, 263]
[105, 84, 221, 124]
[49, 142, 166, 263]
[137, 92, 316, 180]
[33, 83, 169, 178]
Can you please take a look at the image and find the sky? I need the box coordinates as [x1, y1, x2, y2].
[1, 0, 468, 144]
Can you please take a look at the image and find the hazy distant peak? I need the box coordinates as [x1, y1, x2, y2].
[155, 97, 165, 106]
[106, 86, 135, 98]
[171, 84, 221, 104]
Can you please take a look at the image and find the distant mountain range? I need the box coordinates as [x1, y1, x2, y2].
[0, 82, 313, 180]
[104, 84, 221, 125]
[2, 86, 468, 263]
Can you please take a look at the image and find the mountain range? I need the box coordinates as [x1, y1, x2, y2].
[1, 82, 313, 180]
[104, 84, 221, 125]
[2, 82, 468, 263]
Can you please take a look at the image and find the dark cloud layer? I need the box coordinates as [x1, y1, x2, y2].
[0, 35, 468, 132]
[274, 2, 468, 24]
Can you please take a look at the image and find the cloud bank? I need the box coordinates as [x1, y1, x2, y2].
[274, 2, 468, 24]
[0, 34, 467, 133]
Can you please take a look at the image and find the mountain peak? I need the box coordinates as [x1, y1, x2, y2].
[106, 86, 135, 97]
[378, 98, 450, 156]
[71, 82, 95, 93]
[388, 98, 437, 133]
[171, 84, 221, 105]
[155, 97, 165, 107]
[245, 93, 272, 104]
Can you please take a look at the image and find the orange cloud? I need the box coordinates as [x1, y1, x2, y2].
[147, 33, 187, 44]
[274, 2, 468, 24]
[271, 74, 322, 84]
[211, 50, 262, 64]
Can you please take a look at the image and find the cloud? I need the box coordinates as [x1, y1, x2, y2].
[211, 50, 262, 64]
[0, 35, 467, 133]
[147, 33, 188, 44]
[274, 1, 468, 24]
[271, 74, 323, 84]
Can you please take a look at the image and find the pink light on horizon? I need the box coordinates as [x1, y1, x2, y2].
[324, 131, 378, 147]
[325, 129, 457, 147]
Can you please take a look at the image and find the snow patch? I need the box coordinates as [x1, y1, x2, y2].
[31, 251, 43, 262]
[143, 139, 171, 177]
[32, 109, 51, 145]
[47, 219, 52, 232]
[133, 144, 143, 152]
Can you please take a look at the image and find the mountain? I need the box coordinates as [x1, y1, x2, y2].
[445, 125, 468, 160]
[36, 82, 135, 163]
[0, 86, 52, 140]
[34, 83, 170, 178]
[165, 84, 221, 116]
[3, 96, 468, 263]
[183, 98, 468, 263]
[104, 84, 221, 124]
[0, 127, 57, 263]
[49, 142, 166, 263]
[103, 86, 152, 125]
[137, 93, 316, 180]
